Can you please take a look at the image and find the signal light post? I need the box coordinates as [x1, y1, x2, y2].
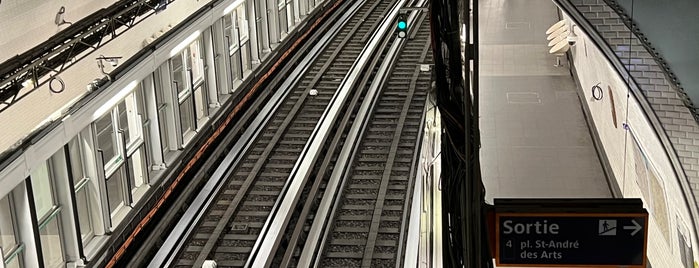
[397, 14, 407, 38]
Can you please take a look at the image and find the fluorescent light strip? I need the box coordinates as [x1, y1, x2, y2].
[92, 80, 138, 120]
[223, 0, 245, 16]
[169, 31, 201, 57]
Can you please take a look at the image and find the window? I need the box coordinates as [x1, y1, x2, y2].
[68, 136, 96, 245]
[154, 71, 171, 156]
[106, 168, 127, 216]
[222, 3, 251, 86]
[237, 3, 251, 75]
[128, 149, 148, 201]
[0, 194, 23, 268]
[30, 163, 54, 217]
[120, 94, 143, 151]
[0, 195, 15, 255]
[237, 4, 248, 41]
[278, 0, 289, 35]
[223, 14, 242, 82]
[134, 83, 154, 173]
[38, 213, 64, 268]
[93, 85, 150, 225]
[189, 42, 204, 83]
[74, 182, 93, 243]
[170, 38, 209, 144]
[171, 55, 186, 96]
[30, 162, 65, 267]
[95, 113, 117, 167]
[179, 97, 195, 136]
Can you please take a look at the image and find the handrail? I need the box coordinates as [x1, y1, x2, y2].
[552, 0, 699, 250]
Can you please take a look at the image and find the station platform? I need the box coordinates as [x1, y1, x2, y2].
[418, 1, 613, 267]
[479, 0, 612, 201]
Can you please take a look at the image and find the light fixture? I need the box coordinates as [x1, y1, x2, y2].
[22, 78, 35, 88]
[223, 0, 245, 15]
[93, 80, 138, 120]
[170, 31, 201, 57]
[567, 24, 578, 46]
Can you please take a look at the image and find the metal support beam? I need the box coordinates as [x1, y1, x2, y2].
[0, 0, 173, 113]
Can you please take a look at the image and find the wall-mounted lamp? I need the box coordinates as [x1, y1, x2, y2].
[96, 55, 123, 81]
[567, 24, 578, 46]
[55, 6, 73, 27]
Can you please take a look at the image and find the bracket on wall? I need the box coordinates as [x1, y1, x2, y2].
[55, 6, 73, 27]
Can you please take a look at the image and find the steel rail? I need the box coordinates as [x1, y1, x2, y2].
[393, 12, 430, 268]
[145, 1, 355, 266]
[191, 0, 376, 265]
[296, 1, 427, 265]
[295, 4, 410, 265]
[360, 54, 418, 268]
[114, 0, 351, 264]
[188, 9, 370, 260]
[170, 0, 392, 265]
[275, 1, 392, 265]
[245, 1, 407, 265]
[401, 81, 429, 268]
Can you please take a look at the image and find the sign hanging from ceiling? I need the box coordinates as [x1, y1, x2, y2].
[495, 211, 648, 267]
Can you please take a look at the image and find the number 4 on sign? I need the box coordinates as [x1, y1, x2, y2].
[506, 240, 512, 247]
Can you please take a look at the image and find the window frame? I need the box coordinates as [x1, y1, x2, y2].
[30, 160, 66, 268]
[0, 194, 24, 268]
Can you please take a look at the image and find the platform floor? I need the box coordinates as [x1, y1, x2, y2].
[479, 0, 612, 201]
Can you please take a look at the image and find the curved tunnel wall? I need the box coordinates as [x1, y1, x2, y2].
[614, 0, 699, 108]
[560, 9, 698, 268]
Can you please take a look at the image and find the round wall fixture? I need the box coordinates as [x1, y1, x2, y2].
[592, 83, 603, 100]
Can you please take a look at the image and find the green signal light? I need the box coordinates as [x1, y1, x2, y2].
[398, 21, 407, 30]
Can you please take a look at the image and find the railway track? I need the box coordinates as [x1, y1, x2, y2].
[286, 6, 432, 267]
[318, 17, 432, 268]
[155, 0, 410, 266]
[150, 0, 433, 266]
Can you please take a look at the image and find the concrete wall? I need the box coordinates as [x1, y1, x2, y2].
[564, 14, 698, 268]
[0, 0, 211, 154]
[0, 0, 114, 62]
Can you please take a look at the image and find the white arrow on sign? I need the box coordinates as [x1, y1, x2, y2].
[623, 219, 642, 236]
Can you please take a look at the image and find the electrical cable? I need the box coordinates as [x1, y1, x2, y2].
[592, 82, 603, 100]
[48, 75, 65, 93]
[620, 0, 634, 194]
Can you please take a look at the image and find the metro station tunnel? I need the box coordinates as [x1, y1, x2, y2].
[0, 0, 697, 267]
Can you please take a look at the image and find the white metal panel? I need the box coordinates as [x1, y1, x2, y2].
[0, 157, 27, 199]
